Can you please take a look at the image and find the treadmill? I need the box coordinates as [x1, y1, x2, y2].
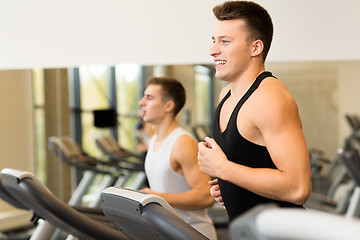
[95, 134, 147, 189]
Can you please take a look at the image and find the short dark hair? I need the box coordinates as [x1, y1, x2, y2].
[213, 1, 273, 61]
[146, 77, 186, 116]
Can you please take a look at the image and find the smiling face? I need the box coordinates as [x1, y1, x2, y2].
[209, 19, 253, 82]
[139, 84, 173, 125]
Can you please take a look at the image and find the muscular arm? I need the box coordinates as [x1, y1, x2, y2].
[198, 81, 311, 205]
[247, 85, 311, 203]
[144, 135, 214, 210]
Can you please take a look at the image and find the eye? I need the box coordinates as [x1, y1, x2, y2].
[222, 40, 230, 44]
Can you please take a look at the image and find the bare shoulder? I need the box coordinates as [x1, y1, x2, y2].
[258, 77, 296, 107]
[173, 134, 198, 150]
[172, 134, 198, 162]
[253, 77, 300, 124]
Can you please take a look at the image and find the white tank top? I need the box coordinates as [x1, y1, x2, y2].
[145, 128, 216, 239]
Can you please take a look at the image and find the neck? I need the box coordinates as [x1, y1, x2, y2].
[229, 64, 265, 100]
[152, 116, 179, 141]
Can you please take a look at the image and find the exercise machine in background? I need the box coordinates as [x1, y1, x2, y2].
[95, 134, 144, 163]
[48, 136, 146, 207]
[192, 124, 212, 142]
[305, 114, 360, 214]
[95, 134, 147, 190]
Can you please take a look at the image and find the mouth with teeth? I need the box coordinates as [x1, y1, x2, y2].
[215, 60, 226, 67]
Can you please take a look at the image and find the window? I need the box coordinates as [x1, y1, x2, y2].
[194, 65, 214, 135]
[69, 64, 144, 156]
[77, 65, 112, 157]
[32, 69, 46, 183]
[115, 64, 142, 151]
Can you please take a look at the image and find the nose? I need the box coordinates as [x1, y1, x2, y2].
[209, 42, 220, 57]
[139, 96, 145, 106]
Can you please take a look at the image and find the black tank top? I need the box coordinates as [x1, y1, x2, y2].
[213, 71, 303, 221]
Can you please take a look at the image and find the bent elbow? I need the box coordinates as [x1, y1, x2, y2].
[204, 196, 215, 208]
[292, 183, 312, 205]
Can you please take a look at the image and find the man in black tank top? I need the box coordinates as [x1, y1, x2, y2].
[197, 1, 312, 222]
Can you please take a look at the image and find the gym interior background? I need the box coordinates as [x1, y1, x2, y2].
[1, 0, 360, 234]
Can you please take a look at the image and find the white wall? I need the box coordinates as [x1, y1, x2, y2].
[0, 0, 359, 69]
[337, 62, 360, 144]
[0, 73, 34, 171]
[0, 72, 34, 231]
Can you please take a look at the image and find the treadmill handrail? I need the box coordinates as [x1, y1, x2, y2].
[0, 174, 28, 210]
[1, 168, 53, 195]
[1, 168, 128, 240]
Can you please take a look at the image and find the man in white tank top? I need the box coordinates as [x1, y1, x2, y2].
[139, 77, 217, 240]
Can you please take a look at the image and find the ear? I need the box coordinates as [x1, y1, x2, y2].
[164, 100, 175, 113]
[251, 40, 264, 57]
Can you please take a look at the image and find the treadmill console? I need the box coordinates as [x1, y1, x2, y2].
[48, 136, 82, 159]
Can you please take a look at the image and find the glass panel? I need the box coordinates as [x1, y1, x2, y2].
[34, 108, 46, 181]
[33, 69, 45, 105]
[194, 65, 211, 125]
[79, 65, 109, 109]
[79, 65, 111, 157]
[115, 64, 141, 151]
[32, 69, 46, 183]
